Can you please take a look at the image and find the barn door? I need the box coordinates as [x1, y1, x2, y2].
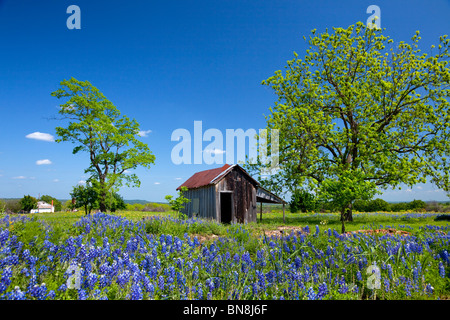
[220, 192, 232, 224]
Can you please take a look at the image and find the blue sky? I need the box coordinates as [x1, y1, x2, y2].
[0, 0, 449, 202]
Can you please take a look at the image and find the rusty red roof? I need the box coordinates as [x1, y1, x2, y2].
[176, 164, 232, 190]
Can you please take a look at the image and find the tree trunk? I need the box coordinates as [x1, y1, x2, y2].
[340, 203, 353, 234]
[98, 187, 107, 212]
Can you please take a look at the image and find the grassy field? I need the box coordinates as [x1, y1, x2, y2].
[1, 209, 449, 300]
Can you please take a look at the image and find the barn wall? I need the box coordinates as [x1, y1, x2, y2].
[180, 186, 216, 220]
[215, 168, 257, 223]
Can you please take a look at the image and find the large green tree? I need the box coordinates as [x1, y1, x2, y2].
[70, 183, 98, 215]
[19, 195, 37, 213]
[52, 78, 156, 211]
[248, 22, 450, 233]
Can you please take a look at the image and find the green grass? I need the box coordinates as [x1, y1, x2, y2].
[21, 209, 449, 246]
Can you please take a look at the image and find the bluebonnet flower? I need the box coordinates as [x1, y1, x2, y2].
[387, 264, 393, 279]
[130, 282, 143, 300]
[439, 262, 445, 278]
[196, 283, 203, 300]
[307, 287, 317, 300]
[78, 289, 88, 300]
[317, 282, 328, 299]
[425, 284, 434, 296]
[338, 276, 348, 294]
[117, 270, 131, 287]
[158, 275, 165, 291]
[11, 286, 26, 300]
[0, 267, 12, 293]
[143, 277, 154, 298]
[87, 272, 98, 289]
[58, 283, 67, 292]
[29, 283, 48, 300]
[0, 229, 9, 246]
[192, 266, 199, 280]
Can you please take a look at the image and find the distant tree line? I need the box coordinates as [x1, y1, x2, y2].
[288, 189, 449, 213]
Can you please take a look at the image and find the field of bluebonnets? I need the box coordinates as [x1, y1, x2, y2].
[0, 209, 449, 300]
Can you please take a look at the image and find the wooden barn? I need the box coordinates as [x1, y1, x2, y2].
[176, 164, 285, 224]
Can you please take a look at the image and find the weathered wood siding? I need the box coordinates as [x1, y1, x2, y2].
[180, 186, 216, 220]
[215, 168, 257, 223]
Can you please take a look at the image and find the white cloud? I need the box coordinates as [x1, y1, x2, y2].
[154, 182, 161, 185]
[204, 148, 226, 155]
[36, 159, 52, 165]
[53, 179, 59, 183]
[174, 177, 182, 180]
[137, 130, 152, 137]
[406, 189, 412, 193]
[78, 180, 86, 185]
[416, 186, 423, 190]
[12, 176, 26, 179]
[26, 132, 54, 142]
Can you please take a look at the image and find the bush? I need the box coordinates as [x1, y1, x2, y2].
[2, 199, 21, 213]
[289, 189, 316, 213]
[19, 195, 37, 213]
[390, 202, 409, 212]
[407, 199, 426, 212]
[366, 198, 390, 212]
[353, 199, 368, 212]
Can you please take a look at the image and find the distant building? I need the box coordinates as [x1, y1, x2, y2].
[30, 201, 54, 213]
[176, 164, 285, 224]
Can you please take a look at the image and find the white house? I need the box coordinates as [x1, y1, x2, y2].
[30, 201, 54, 213]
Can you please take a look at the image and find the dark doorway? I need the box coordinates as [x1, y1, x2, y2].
[220, 192, 232, 224]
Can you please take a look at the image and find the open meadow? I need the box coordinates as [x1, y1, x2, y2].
[0, 209, 449, 300]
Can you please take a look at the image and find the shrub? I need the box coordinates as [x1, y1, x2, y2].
[365, 198, 390, 212]
[289, 189, 316, 213]
[19, 195, 37, 213]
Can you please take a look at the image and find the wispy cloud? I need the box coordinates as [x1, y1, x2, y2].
[204, 148, 226, 155]
[137, 130, 152, 137]
[154, 182, 161, 185]
[26, 132, 54, 142]
[12, 176, 26, 179]
[53, 179, 59, 183]
[78, 180, 86, 185]
[36, 159, 52, 165]
[174, 177, 182, 180]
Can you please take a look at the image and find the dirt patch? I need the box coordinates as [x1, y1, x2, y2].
[189, 234, 220, 244]
[345, 228, 410, 236]
[261, 226, 309, 238]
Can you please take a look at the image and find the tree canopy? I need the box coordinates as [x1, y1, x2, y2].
[247, 22, 450, 232]
[52, 78, 156, 211]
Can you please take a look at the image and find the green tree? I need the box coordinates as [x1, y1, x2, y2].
[165, 186, 191, 219]
[391, 202, 408, 212]
[19, 195, 37, 213]
[107, 192, 127, 212]
[51, 78, 156, 212]
[289, 189, 316, 213]
[408, 199, 426, 211]
[247, 22, 450, 233]
[366, 198, 390, 212]
[70, 183, 98, 215]
[39, 195, 62, 212]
